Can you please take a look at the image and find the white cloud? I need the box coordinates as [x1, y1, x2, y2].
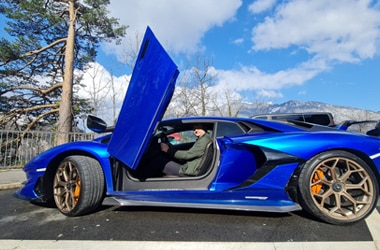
[231, 38, 244, 45]
[76, 62, 130, 124]
[248, 0, 277, 14]
[251, 0, 380, 63]
[106, 0, 242, 55]
[209, 0, 380, 97]
[215, 59, 324, 91]
[257, 89, 283, 98]
[96, 0, 380, 111]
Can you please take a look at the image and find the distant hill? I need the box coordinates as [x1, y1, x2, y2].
[236, 100, 380, 124]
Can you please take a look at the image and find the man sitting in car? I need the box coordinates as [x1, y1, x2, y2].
[160, 124, 212, 176]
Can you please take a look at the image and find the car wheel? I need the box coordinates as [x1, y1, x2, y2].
[298, 150, 378, 225]
[53, 156, 104, 216]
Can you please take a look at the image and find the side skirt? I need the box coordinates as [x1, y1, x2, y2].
[102, 196, 302, 213]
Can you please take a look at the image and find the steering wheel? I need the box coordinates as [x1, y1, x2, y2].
[159, 133, 169, 144]
[159, 133, 174, 150]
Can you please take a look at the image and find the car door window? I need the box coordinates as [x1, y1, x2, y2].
[304, 114, 332, 126]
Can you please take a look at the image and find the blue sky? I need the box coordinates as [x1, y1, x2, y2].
[1, 0, 380, 114]
[99, 0, 380, 112]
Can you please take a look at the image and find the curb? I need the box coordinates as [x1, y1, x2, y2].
[0, 168, 25, 191]
[0, 240, 378, 250]
[0, 183, 24, 190]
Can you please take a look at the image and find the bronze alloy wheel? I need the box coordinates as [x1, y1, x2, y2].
[53, 159, 82, 214]
[53, 156, 104, 216]
[298, 150, 378, 225]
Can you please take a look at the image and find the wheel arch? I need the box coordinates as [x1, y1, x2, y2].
[287, 147, 380, 204]
[340, 147, 380, 190]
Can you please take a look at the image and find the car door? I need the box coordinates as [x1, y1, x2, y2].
[108, 27, 179, 170]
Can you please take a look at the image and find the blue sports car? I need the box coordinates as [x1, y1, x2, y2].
[16, 27, 380, 225]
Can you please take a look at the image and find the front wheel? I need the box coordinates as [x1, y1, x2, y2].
[298, 150, 378, 225]
[53, 156, 104, 216]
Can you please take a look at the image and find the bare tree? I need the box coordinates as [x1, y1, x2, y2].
[212, 89, 244, 117]
[107, 68, 130, 125]
[191, 56, 215, 116]
[81, 63, 112, 117]
[167, 55, 217, 117]
[166, 81, 195, 118]
[122, 31, 143, 69]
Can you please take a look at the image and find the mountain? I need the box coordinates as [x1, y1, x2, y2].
[237, 100, 380, 124]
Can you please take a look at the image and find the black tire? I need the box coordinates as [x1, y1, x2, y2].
[298, 150, 378, 225]
[53, 155, 104, 216]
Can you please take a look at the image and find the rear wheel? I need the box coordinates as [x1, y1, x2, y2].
[298, 150, 378, 225]
[53, 156, 104, 216]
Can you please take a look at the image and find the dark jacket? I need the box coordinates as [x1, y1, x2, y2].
[168, 133, 212, 176]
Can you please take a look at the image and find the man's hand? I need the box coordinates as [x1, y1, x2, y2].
[160, 143, 170, 153]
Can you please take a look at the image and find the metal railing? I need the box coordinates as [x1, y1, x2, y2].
[0, 130, 97, 169]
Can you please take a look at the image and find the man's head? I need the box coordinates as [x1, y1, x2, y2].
[193, 124, 206, 137]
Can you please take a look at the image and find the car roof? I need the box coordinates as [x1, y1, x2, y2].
[160, 116, 325, 133]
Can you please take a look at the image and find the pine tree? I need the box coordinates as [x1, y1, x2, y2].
[0, 0, 127, 144]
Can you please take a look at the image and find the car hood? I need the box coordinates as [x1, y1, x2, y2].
[107, 27, 179, 169]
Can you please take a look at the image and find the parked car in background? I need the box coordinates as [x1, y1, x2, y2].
[336, 120, 380, 136]
[16, 27, 380, 226]
[252, 112, 335, 126]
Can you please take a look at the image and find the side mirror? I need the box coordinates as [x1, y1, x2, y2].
[86, 115, 108, 133]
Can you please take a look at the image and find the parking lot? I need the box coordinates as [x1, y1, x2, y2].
[0, 187, 380, 249]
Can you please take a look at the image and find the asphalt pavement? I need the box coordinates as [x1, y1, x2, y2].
[1, 168, 380, 250]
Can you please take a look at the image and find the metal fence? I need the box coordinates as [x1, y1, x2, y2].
[0, 130, 97, 169]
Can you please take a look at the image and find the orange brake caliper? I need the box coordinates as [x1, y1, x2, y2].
[311, 168, 324, 194]
[73, 179, 81, 203]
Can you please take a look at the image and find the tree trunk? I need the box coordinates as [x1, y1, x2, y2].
[57, 1, 76, 145]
